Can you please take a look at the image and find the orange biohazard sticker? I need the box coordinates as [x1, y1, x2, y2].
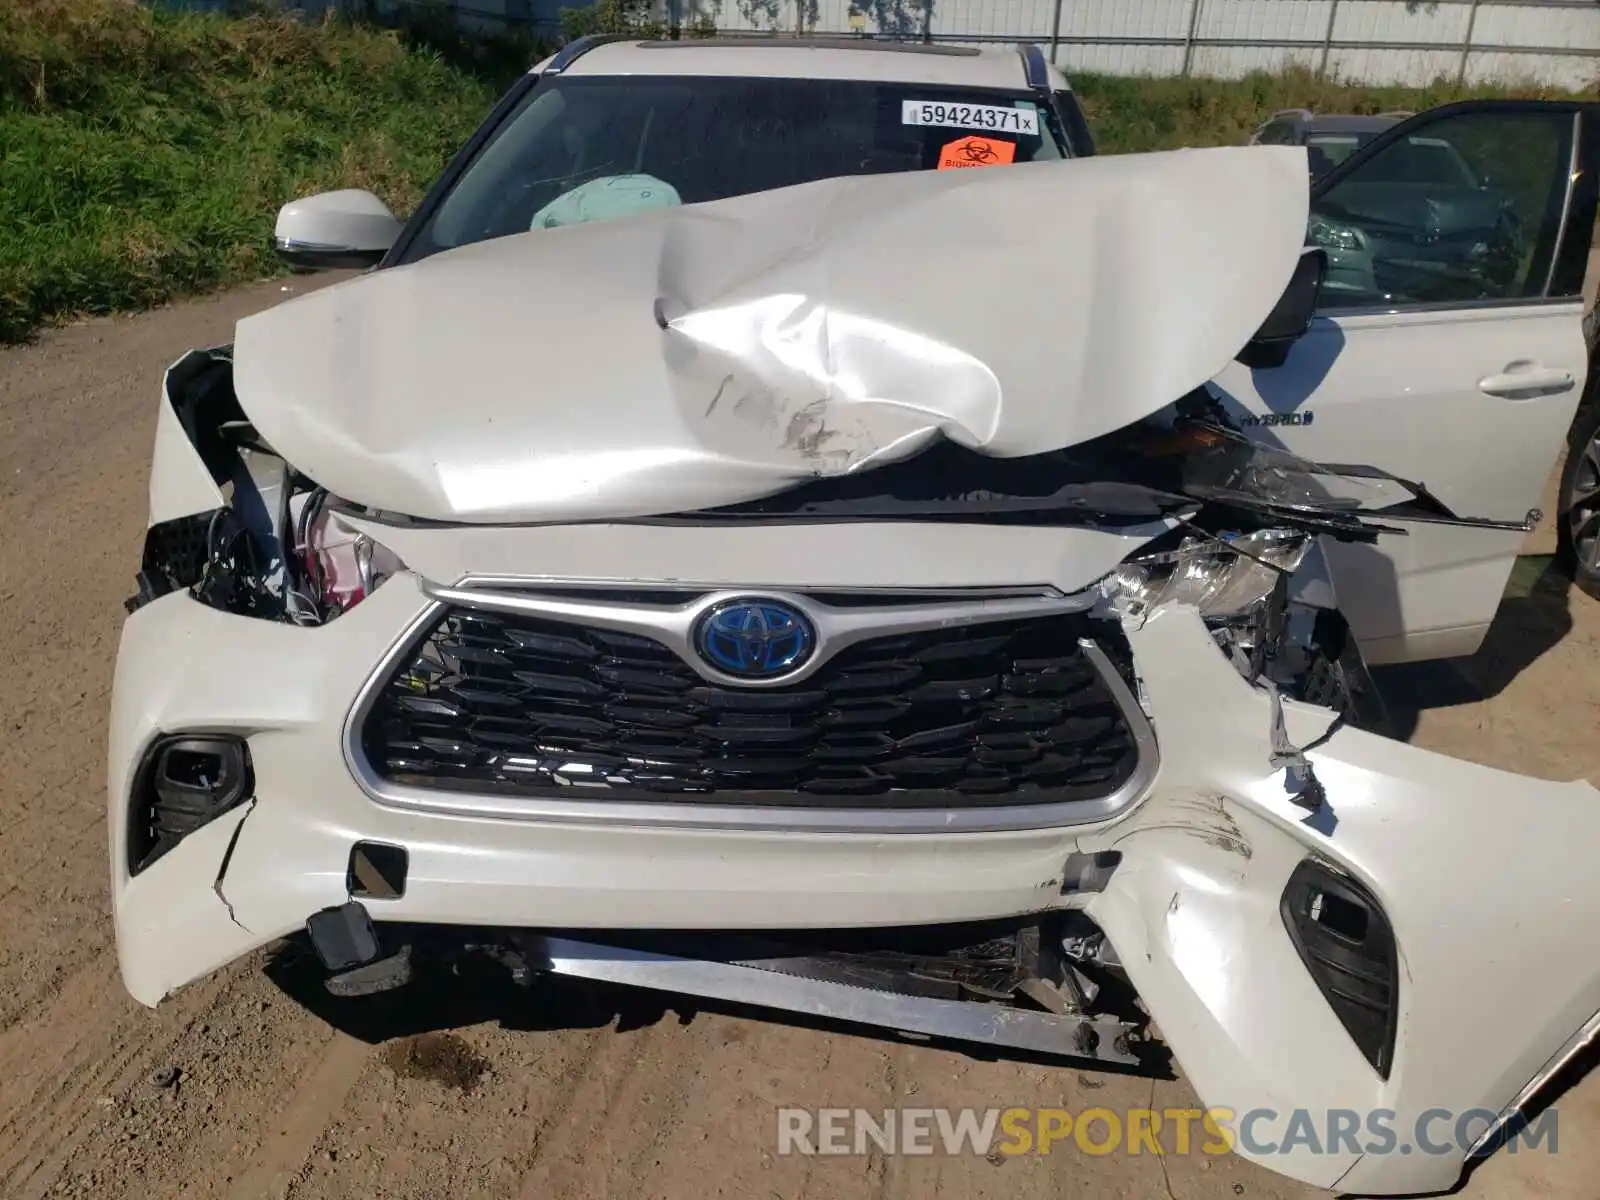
[937, 135, 1016, 170]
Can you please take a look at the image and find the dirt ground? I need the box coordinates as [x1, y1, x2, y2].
[0, 273, 1597, 1200]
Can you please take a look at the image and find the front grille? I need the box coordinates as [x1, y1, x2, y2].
[361, 606, 1140, 808]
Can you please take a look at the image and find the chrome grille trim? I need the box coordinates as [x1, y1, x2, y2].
[419, 580, 1094, 690]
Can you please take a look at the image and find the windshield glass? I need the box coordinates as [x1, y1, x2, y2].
[1356, 137, 1478, 187]
[403, 75, 1065, 262]
[1305, 132, 1367, 169]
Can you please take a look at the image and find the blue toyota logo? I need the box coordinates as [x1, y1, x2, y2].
[694, 598, 815, 680]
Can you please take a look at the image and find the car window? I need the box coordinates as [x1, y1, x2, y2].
[408, 76, 1067, 262]
[1258, 120, 1297, 146]
[1309, 109, 1576, 309]
[1305, 133, 1363, 169]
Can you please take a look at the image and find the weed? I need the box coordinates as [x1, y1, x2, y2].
[0, 0, 503, 342]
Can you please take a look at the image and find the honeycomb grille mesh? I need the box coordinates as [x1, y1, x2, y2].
[361, 606, 1140, 809]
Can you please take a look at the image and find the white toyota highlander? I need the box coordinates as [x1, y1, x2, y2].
[111, 36, 1600, 1195]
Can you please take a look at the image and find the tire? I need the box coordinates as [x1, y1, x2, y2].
[1558, 394, 1600, 601]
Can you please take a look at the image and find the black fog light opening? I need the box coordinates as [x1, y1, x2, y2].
[127, 735, 254, 875]
[347, 842, 408, 900]
[1281, 858, 1399, 1078]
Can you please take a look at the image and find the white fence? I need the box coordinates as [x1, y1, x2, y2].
[748, 0, 1600, 87]
[256, 0, 1600, 88]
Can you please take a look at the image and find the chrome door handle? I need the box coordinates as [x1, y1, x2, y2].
[1478, 366, 1576, 399]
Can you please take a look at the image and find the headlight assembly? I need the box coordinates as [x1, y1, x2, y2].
[1104, 529, 1310, 624]
[289, 490, 406, 624]
[127, 472, 406, 626]
[1308, 218, 1364, 254]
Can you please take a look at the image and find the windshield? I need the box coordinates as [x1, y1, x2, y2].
[1355, 137, 1479, 187]
[1305, 132, 1373, 173]
[402, 75, 1066, 263]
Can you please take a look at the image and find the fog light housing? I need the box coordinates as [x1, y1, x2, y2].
[1281, 858, 1399, 1077]
[127, 735, 254, 874]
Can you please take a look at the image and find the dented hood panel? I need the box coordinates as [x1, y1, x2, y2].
[233, 146, 1309, 523]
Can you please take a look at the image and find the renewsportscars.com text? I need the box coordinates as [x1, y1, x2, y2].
[775, 1106, 1557, 1158]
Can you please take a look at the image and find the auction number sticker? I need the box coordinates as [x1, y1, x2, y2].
[902, 100, 1038, 136]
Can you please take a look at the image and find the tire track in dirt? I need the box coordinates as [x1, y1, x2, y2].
[0, 971, 236, 1199]
[34, 960, 370, 1198]
[0, 279, 356, 1200]
[284, 982, 622, 1198]
[220, 1032, 372, 1200]
[506, 1007, 672, 1199]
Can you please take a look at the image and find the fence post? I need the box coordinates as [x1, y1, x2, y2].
[1457, 0, 1482, 86]
[1318, 0, 1339, 77]
[1049, 0, 1064, 66]
[1181, 0, 1203, 76]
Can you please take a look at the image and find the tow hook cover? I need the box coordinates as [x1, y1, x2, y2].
[306, 900, 381, 972]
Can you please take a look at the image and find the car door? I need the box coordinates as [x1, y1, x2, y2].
[1212, 100, 1600, 664]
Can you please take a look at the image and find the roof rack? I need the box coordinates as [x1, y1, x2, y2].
[544, 33, 634, 74]
[634, 36, 980, 55]
[1015, 43, 1047, 88]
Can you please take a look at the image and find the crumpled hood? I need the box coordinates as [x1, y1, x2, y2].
[234, 145, 1309, 523]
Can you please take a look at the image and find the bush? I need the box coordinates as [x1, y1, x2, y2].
[558, 0, 664, 40]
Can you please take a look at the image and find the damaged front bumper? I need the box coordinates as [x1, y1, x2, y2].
[112, 327, 1600, 1194]
[111, 517, 1600, 1195]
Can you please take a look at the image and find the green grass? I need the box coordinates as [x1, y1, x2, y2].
[0, 0, 506, 342]
[0, 1, 1593, 343]
[1069, 69, 1589, 154]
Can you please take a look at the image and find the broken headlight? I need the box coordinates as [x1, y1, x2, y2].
[287, 491, 406, 625]
[127, 480, 405, 626]
[1307, 218, 1364, 254]
[1105, 529, 1385, 736]
[1104, 529, 1309, 625]
[129, 352, 407, 625]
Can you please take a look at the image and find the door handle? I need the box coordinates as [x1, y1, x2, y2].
[1478, 365, 1575, 399]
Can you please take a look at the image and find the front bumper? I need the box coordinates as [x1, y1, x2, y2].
[111, 568, 1600, 1195]
[111, 578, 1137, 997]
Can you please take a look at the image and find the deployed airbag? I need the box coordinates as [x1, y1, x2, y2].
[233, 146, 1309, 523]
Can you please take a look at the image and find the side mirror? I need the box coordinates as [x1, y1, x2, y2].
[1237, 248, 1328, 369]
[273, 190, 401, 270]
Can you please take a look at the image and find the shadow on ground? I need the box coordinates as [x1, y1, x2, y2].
[1371, 556, 1575, 741]
[1449, 1032, 1600, 1194]
[263, 938, 1173, 1081]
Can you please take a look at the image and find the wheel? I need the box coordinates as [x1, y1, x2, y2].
[1558, 398, 1600, 600]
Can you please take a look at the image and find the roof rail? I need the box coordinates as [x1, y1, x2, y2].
[1376, 109, 1416, 119]
[1017, 43, 1049, 89]
[1269, 108, 1314, 122]
[545, 33, 633, 74]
